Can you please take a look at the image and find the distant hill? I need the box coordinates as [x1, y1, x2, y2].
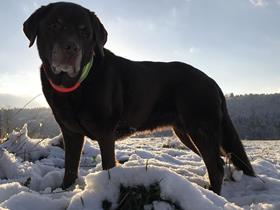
[0, 93, 280, 139]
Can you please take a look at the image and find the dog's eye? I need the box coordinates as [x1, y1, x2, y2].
[50, 23, 61, 31]
[49, 19, 63, 31]
[78, 25, 90, 38]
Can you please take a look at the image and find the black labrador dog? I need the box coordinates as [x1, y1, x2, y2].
[23, 2, 255, 194]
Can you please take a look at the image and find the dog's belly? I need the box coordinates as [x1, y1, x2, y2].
[119, 94, 178, 137]
[114, 111, 176, 140]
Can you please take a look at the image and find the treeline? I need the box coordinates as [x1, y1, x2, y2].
[0, 93, 280, 140]
[226, 93, 280, 140]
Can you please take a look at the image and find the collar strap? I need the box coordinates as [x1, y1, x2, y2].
[44, 57, 93, 93]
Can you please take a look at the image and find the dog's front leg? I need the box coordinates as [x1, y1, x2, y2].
[61, 129, 84, 189]
[98, 135, 116, 170]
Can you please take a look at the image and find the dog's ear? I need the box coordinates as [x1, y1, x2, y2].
[91, 13, 108, 57]
[23, 6, 49, 47]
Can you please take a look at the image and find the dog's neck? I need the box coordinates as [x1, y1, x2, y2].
[42, 56, 94, 93]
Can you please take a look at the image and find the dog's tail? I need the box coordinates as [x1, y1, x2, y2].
[220, 92, 255, 177]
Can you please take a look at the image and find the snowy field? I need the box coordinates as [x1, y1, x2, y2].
[0, 125, 280, 210]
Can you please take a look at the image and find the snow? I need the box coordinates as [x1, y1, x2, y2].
[0, 125, 280, 210]
[68, 166, 240, 210]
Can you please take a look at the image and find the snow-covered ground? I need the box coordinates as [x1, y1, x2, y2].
[0, 125, 280, 210]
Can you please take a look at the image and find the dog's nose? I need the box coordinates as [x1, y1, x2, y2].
[63, 41, 79, 54]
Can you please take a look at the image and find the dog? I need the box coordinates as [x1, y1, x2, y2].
[23, 2, 255, 194]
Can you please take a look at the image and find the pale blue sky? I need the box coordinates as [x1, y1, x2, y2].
[0, 0, 279, 106]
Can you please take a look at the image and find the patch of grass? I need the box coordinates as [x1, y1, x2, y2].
[102, 200, 112, 210]
[162, 144, 186, 150]
[102, 182, 183, 210]
[23, 177, 31, 187]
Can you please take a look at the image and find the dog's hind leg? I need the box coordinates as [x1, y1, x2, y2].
[189, 128, 224, 194]
[173, 126, 200, 156]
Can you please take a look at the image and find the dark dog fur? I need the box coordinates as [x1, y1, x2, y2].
[23, 2, 255, 194]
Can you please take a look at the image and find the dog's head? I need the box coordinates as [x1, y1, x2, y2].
[23, 2, 107, 88]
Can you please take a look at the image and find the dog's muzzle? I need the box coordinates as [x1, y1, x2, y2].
[51, 41, 82, 77]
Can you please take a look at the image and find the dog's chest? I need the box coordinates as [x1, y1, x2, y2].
[51, 93, 111, 137]
[51, 96, 83, 130]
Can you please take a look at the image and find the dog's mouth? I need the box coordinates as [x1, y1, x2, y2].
[51, 54, 82, 80]
[49, 60, 81, 87]
[51, 64, 79, 78]
[43, 53, 94, 92]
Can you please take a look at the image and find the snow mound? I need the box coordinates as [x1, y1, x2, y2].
[0, 124, 49, 162]
[68, 166, 240, 210]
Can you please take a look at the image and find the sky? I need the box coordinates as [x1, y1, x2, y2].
[0, 0, 279, 107]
